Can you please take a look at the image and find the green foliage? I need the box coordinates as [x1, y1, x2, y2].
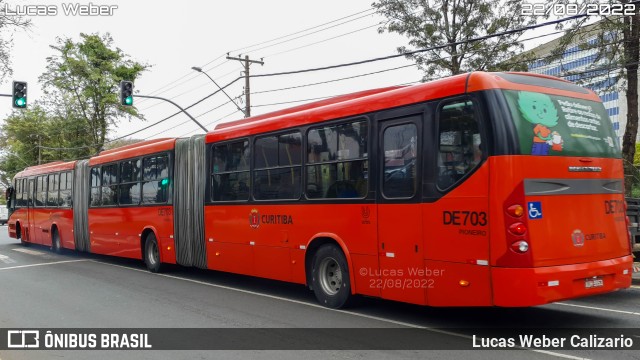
[0, 32, 149, 185]
[0, 1, 31, 81]
[39, 32, 149, 154]
[372, 0, 537, 80]
[0, 104, 95, 182]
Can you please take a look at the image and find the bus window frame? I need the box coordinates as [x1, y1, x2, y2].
[378, 117, 422, 202]
[140, 151, 172, 206]
[433, 95, 489, 194]
[304, 116, 370, 201]
[252, 129, 303, 202]
[209, 138, 251, 203]
[89, 150, 173, 209]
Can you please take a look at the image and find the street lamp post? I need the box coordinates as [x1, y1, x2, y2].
[191, 66, 247, 118]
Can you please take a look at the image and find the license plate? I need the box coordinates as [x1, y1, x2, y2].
[585, 277, 604, 289]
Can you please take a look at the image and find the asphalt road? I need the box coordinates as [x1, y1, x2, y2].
[0, 225, 638, 360]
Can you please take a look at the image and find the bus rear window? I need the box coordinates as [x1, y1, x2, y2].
[503, 90, 620, 158]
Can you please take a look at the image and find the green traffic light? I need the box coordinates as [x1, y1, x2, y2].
[125, 96, 133, 105]
[161, 178, 169, 186]
[15, 98, 26, 107]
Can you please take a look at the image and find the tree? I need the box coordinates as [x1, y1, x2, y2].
[545, 2, 639, 193]
[372, 0, 536, 80]
[39, 33, 149, 155]
[0, 105, 55, 186]
[0, 0, 31, 81]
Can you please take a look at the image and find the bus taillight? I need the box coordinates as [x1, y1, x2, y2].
[506, 205, 524, 218]
[508, 222, 527, 236]
[498, 183, 534, 267]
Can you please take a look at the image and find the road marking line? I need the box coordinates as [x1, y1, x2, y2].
[556, 302, 640, 316]
[0, 259, 86, 271]
[91, 260, 586, 359]
[0, 253, 16, 264]
[631, 285, 640, 289]
[12, 248, 45, 256]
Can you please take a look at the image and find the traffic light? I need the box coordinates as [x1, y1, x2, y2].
[119, 80, 133, 106]
[12, 81, 27, 109]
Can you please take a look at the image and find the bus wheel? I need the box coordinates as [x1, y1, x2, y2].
[311, 244, 352, 309]
[17, 225, 29, 247]
[144, 233, 162, 273]
[51, 228, 62, 254]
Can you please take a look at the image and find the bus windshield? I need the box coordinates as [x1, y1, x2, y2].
[503, 89, 620, 158]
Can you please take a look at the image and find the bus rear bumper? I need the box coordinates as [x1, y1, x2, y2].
[491, 255, 633, 307]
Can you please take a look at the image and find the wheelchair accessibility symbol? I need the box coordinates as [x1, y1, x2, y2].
[528, 201, 542, 220]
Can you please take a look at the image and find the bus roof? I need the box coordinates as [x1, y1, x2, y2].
[90, 138, 177, 166]
[15, 160, 77, 178]
[205, 71, 598, 144]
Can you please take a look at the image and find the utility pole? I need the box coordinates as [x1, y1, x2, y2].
[226, 55, 264, 118]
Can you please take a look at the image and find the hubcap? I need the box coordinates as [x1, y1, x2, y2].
[318, 257, 342, 296]
[148, 241, 158, 265]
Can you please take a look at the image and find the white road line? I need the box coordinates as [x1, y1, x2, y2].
[91, 260, 587, 359]
[0, 259, 86, 271]
[556, 302, 640, 316]
[12, 248, 45, 256]
[631, 285, 640, 289]
[0, 253, 16, 264]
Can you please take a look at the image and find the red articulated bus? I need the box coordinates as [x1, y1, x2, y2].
[6, 72, 634, 308]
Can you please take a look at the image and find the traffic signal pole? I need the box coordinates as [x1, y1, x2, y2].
[134, 94, 208, 132]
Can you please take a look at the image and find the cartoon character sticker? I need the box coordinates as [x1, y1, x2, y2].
[517, 91, 563, 155]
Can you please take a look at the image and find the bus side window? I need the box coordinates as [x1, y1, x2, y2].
[382, 123, 418, 198]
[36, 175, 47, 207]
[254, 133, 301, 200]
[211, 140, 250, 202]
[436, 100, 482, 190]
[47, 173, 59, 207]
[90, 167, 101, 207]
[306, 120, 368, 199]
[142, 155, 169, 204]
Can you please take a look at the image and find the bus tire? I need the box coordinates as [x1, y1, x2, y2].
[311, 244, 352, 309]
[17, 224, 29, 247]
[51, 228, 62, 254]
[144, 232, 162, 273]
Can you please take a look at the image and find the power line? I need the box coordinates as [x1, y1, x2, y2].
[249, 12, 605, 79]
[136, 8, 376, 103]
[224, 8, 375, 59]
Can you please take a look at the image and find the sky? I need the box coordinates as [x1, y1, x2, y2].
[0, 0, 564, 143]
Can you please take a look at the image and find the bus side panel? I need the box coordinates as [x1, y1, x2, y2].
[52, 208, 74, 250]
[205, 203, 378, 287]
[425, 260, 492, 306]
[89, 206, 175, 259]
[33, 208, 51, 246]
[422, 163, 491, 306]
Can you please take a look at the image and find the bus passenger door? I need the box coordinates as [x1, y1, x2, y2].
[26, 178, 35, 243]
[377, 117, 426, 305]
